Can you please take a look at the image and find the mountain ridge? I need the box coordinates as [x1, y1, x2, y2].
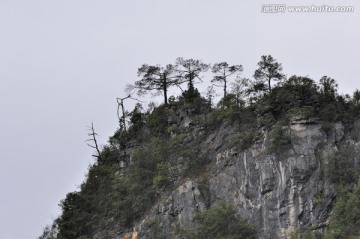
[40, 74, 360, 239]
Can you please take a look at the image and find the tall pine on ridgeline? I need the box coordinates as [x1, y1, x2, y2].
[174, 57, 210, 98]
[127, 64, 178, 106]
[254, 55, 285, 93]
[211, 62, 243, 98]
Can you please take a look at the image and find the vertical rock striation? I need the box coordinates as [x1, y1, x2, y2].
[119, 118, 360, 239]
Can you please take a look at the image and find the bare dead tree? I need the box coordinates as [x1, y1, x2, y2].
[86, 122, 103, 163]
[116, 95, 145, 133]
[117, 95, 131, 133]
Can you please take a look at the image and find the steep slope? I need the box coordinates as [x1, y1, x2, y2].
[117, 114, 360, 239]
[42, 80, 360, 239]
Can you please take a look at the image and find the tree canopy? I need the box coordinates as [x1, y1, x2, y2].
[319, 75, 338, 101]
[254, 55, 285, 92]
[128, 64, 178, 105]
[174, 57, 210, 95]
[212, 62, 243, 98]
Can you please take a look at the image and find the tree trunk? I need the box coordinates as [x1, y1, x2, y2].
[188, 72, 194, 92]
[163, 75, 168, 105]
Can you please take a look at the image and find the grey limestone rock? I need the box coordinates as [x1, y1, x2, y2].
[124, 119, 360, 239]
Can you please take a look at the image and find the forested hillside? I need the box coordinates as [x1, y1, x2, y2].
[39, 56, 360, 239]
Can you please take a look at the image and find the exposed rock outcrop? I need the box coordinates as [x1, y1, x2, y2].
[120, 117, 360, 239]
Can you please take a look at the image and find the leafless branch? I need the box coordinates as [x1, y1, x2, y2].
[85, 122, 103, 163]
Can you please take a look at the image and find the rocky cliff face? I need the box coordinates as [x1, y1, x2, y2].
[120, 114, 360, 239]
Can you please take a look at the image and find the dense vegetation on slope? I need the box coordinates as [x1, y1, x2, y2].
[187, 200, 256, 239]
[39, 56, 360, 239]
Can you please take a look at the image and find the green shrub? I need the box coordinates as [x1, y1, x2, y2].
[325, 181, 360, 238]
[320, 122, 333, 136]
[318, 104, 338, 122]
[153, 162, 169, 187]
[188, 199, 255, 239]
[290, 230, 300, 239]
[171, 133, 187, 144]
[313, 191, 324, 206]
[325, 153, 357, 185]
[166, 124, 179, 134]
[153, 175, 166, 186]
[286, 106, 314, 119]
[196, 174, 211, 208]
[301, 230, 324, 239]
[100, 145, 119, 164]
[237, 129, 256, 152]
[180, 141, 210, 177]
[268, 125, 291, 153]
[210, 108, 235, 123]
[146, 106, 168, 134]
[217, 94, 237, 109]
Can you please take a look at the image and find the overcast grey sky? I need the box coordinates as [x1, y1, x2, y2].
[1, 1, 359, 238]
